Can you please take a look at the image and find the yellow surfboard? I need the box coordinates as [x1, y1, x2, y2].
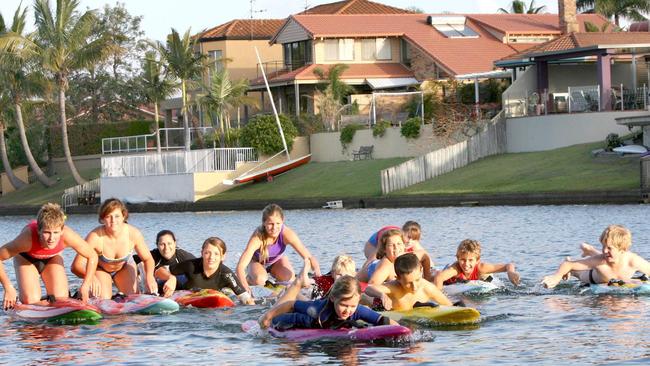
[381, 306, 481, 325]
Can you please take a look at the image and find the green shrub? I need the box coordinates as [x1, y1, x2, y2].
[49, 120, 154, 157]
[339, 124, 364, 148]
[605, 133, 622, 151]
[373, 120, 390, 138]
[292, 113, 324, 136]
[401, 117, 421, 139]
[240, 114, 298, 155]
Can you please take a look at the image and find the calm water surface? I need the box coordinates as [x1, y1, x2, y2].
[1, 205, 650, 365]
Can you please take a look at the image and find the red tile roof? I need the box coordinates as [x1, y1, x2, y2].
[250, 63, 414, 86]
[298, 0, 412, 15]
[279, 13, 614, 76]
[498, 32, 650, 63]
[197, 19, 285, 41]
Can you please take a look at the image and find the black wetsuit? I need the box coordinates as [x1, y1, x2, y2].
[170, 259, 246, 296]
[133, 248, 195, 269]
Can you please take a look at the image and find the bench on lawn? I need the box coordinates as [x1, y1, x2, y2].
[353, 145, 374, 160]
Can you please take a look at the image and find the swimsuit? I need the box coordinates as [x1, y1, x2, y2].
[134, 248, 195, 293]
[312, 274, 367, 299]
[443, 262, 481, 285]
[96, 227, 134, 276]
[18, 221, 65, 274]
[367, 226, 401, 248]
[367, 259, 381, 279]
[253, 226, 287, 268]
[170, 258, 246, 295]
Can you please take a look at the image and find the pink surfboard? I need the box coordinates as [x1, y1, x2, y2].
[89, 294, 179, 315]
[242, 320, 411, 341]
[9, 298, 102, 324]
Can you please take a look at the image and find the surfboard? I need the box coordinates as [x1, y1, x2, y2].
[381, 305, 481, 325]
[241, 320, 411, 342]
[9, 298, 102, 324]
[443, 280, 500, 296]
[588, 282, 650, 295]
[89, 294, 179, 315]
[172, 289, 235, 308]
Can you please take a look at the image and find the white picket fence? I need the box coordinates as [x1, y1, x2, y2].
[101, 147, 257, 178]
[380, 111, 506, 194]
[61, 177, 101, 210]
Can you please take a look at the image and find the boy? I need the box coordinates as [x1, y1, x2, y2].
[365, 253, 452, 311]
[434, 239, 520, 289]
[542, 225, 650, 288]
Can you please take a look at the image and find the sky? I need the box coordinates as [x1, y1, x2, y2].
[0, 0, 562, 42]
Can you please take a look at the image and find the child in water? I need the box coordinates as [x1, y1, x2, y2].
[358, 229, 405, 284]
[434, 239, 520, 289]
[542, 225, 650, 288]
[258, 275, 398, 330]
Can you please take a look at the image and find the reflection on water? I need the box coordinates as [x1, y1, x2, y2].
[1, 205, 650, 364]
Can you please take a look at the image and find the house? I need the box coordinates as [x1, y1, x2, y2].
[493, 0, 650, 153]
[250, 10, 610, 117]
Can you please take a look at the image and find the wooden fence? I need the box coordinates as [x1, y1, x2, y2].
[380, 111, 507, 194]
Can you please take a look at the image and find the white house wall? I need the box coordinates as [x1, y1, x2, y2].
[101, 174, 195, 203]
[548, 64, 640, 90]
[506, 110, 649, 153]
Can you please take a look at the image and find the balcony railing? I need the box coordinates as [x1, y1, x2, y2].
[256, 60, 309, 79]
[504, 84, 648, 118]
[101, 127, 217, 154]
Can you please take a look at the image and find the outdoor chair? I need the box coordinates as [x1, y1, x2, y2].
[352, 145, 374, 160]
[569, 91, 589, 112]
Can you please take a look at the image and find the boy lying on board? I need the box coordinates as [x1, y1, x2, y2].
[542, 225, 650, 288]
[365, 253, 452, 311]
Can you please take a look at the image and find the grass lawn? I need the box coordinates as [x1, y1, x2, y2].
[202, 158, 409, 201]
[392, 142, 640, 196]
[0, 168, 100, 205]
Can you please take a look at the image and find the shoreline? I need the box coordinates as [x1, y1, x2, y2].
[1, 190, 647, 216]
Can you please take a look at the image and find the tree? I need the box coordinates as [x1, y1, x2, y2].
[139, 49, 176, 153]
[34, 0, 110, 185]
[199, 68, 259, 145]
[0, 93, 27, 190]
[498, 0, 546, 13]
[312, 64, 354, 131]
[0, 4, 54, 187]
[577, 0, 650, 27]
[155, 28, 206, 151]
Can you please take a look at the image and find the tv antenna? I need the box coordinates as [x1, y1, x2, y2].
[249, 0, 267, 40]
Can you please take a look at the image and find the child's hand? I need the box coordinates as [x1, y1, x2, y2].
[258, 314, 271, 329]
[162, 276, 176, 297]
[508, 271, 521, 286]
[3, 285, 17, 310]
[541, 275, 560, 289]
[380, 293, 393, 311]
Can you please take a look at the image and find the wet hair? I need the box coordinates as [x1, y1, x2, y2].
[330, 255, 356, 276]
[98, 198, 129, 224]
[201, 237, 227, 256]
[36, 203, 65, 232]
[376, 229, 404, 260]
[394, 253, 421, 277]
[402, 221, 421, 241]
[255, 203, 284, 263]
[457, 239, 481, 259]
[156, 230, 177, 245]
[599, 225, 631, 251]
[319, 275, 361, 326]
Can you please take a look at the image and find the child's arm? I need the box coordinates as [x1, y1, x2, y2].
[258, 300, 296, 329]
[0, 229, 31, 309]
[354, 305, 399, 326]
[365, 283, 393, 310]
[424, 281, 453, 306]
[368, 259, 393, 285]
[479, 262, 521, 286]
[433, 265, 459, 289]
[541, 257, 598, 288]
[630, 253, 650, 278]
[414, 250, 433, 281]
[581, 242, 600, 257]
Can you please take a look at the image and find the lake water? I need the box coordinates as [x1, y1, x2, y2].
[1, 204, 650, 365]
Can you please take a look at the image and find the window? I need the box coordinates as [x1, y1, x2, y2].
[376, 38, 391, 60]
[283, 40, 312, 69]
[400, 39, 411, 67]
[208, 50, 223, 72]
[361, 39, 375, 60]
[429, 16, 478, 38]
[324, 39, 354, 61]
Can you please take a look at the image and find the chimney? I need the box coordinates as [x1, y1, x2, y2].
[558, 0, 579, 34]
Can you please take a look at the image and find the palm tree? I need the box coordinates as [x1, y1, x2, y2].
[155, 28, 205, 151]
[199, 68, 259, 146]
[498, 0, 547, 13]
[0, 94, 27, 190]
[0, 5, 54, 187]
[577, 0, 650, 27]
[140, 50, 176, 153]
[312, 64, 354, 131]
[33, 0, 109, 185]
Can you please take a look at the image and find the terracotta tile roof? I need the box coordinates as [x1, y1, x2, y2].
[469, 13, 610, 34]
[197, 19, 285, 41]
[250, 63, 414, 86]
[298, 0, 412, 15]
[498, 32, 650, 63]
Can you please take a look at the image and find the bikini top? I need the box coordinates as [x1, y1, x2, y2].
[24, 220, 65, 259]
[98, 226, 134, 264]
[253, 225, 287, 264]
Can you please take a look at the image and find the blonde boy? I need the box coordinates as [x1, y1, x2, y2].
[433, 239, 520, 289]
[542, 225, 650, 288]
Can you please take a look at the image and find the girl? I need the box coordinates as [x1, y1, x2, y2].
[357, 229, 405, 284]
[236, 204, 320, 293]
[258, 275, 397, 330]
[72, 198, 157, 299]
[165, 237, 253, 304]
[0, 203, 98, 308]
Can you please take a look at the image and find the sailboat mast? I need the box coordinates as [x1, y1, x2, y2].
[254, 47, 290, 161]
